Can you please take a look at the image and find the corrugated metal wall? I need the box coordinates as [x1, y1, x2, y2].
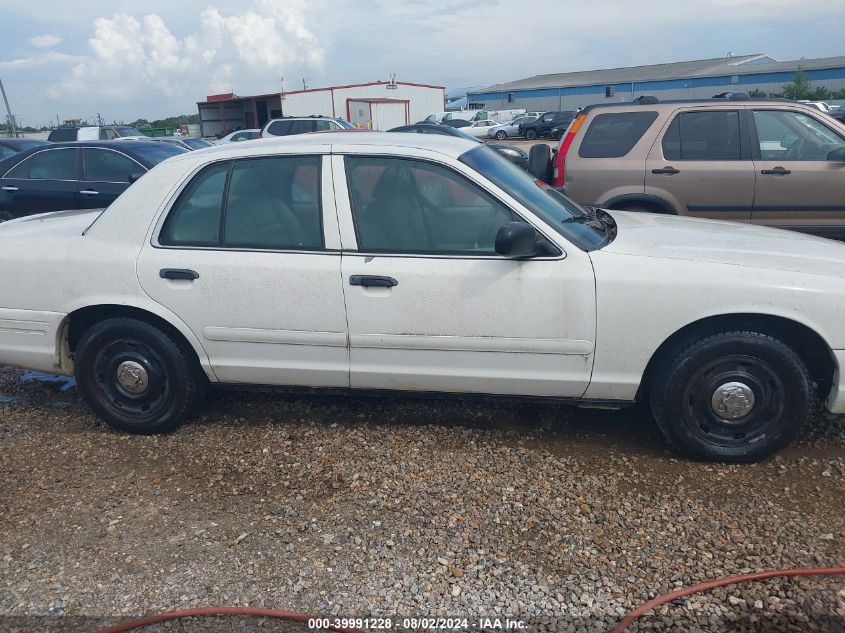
[469, 66, 845, 112]
[372, 102, 409, 130]
[282, 90, 335, 117]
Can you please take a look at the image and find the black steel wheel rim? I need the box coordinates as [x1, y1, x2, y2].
[92, 337, 170, 420]
[681, 353, 786, 448]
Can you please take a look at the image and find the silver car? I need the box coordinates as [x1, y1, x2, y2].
[487, 115, 538, 140]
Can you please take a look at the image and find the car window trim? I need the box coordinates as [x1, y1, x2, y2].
[156, 155, 328, 252]
[342, 153, 564, 260]
[81, 147, 147, 183]
[2, 147, 81, 181]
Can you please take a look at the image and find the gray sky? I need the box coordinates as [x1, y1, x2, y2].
[0, 0, 843, 126]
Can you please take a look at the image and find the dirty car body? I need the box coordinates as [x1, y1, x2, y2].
[1, 132, 844, 462]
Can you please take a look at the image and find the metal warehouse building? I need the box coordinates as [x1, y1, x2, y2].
[197, 80, 445, 136]
[467, 54, 845, 112]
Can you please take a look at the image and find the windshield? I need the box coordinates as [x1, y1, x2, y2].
[460, 146, 609, 250]
[115, 127, 145, 137]
[131, 143, 189, 166]
[183, 138, 213, 149]
[449, 127, 483, 144]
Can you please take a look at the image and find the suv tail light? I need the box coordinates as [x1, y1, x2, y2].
[553, 114, 586, 187]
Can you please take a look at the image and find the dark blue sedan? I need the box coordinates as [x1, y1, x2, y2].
[0, 140, 188, 221]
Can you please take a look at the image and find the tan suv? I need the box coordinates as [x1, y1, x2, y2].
[531, 94, 845, 237]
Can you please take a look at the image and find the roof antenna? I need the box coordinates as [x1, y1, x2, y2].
[387, 73, 398, 90]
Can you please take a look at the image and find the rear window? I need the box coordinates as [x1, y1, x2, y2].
[267, 120, 293, 136]
[130, 143, 187, 166]
[578, 111, 658, 158]
[47, 128, 77, 142]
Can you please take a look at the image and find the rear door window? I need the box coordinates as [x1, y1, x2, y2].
[662, 110, 741, 160]
[578, 111, 658, 158]
[47, 128, 78, 142]
[160, 163, 228, 245]
[289, 120, 314, 135]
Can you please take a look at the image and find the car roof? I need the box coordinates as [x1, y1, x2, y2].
[578, 97, 816, 116]
[164, 131, 479, 164]
[0, 139, 49, 148]
[0, 139, 188, 173]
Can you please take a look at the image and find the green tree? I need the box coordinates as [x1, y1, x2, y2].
[747, 88, 767, 98]
[782, 69, 811, 100]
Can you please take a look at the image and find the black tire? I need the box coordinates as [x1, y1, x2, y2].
[649, 331, 811, 462]
[524, 128, 538, 140]
[495, 130, 507, 140]
[74, 317, 205, 434]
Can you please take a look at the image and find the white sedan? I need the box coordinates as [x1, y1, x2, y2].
[1, 133, 845, 462]
[461, 120, 501, 138]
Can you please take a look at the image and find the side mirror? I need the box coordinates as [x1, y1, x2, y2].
[495, 222, 540, 259]
[128, 171, 145, 184]
[827, 147, 845, 162]
[528, 143, 552, 182]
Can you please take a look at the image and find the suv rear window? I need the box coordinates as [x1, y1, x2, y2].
[267, 120, 293, 136]
[578, 111, 658, 158]
[662, 110, 741, 160]
[47, 128, 78, 142]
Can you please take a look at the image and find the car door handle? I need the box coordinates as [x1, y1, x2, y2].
[79, 189, 99, 196]
[651, 166, 680, 175]
[761, 167, 791, 175]
[1, 186, 18, 192]
[350, 275, 398, 288]
[160, 268, 199, 281]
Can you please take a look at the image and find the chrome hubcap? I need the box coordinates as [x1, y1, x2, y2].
[710, 381, 755, 420]
[116, 361, 149, 395]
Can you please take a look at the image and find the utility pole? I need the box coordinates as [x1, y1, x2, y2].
[0, 77, 18, 138]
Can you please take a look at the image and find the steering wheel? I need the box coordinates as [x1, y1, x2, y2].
[783, 137, 806, 160]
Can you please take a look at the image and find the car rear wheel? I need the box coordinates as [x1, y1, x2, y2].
[649, 331, 811, 462]
[74, 317, 205, 434]
[525, 129, 538, 140]
[495, 130, 507, 140]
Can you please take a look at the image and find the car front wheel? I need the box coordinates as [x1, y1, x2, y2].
[74, 317, 205, 434]
[495, 130, 507, 140]
[649, 331, 811, 462]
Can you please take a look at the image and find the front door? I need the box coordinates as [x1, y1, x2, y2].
[749, 108, 845, 234]
[137, 153, 349, 387]
[335, 153, 596, 397]
[77, 148, 138, 209]
[645, 108, 754, 222]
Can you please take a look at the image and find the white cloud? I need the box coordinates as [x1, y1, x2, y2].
[0, 51, 81, 70]
[46, 0, 325, 102]
[29, 34, 63, 48]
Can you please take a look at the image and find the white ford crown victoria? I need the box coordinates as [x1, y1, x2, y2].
[2, 132, 845, 462]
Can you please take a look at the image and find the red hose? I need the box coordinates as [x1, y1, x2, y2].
[94, 606, 363, 633]
[611, 566, 845, 633]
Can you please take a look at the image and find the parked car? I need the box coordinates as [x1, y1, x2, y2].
[0, 139, 50, 161]
[422, 112, 449, 124]
[216, 129, 261, 144]
[529, 94, 845, 237]
[260, 116, 355, 137]
[461, 120, 501, 138]
[487, 115, 539, 140]
[519, 111, 577, 140]
[389, 123, 528, 169]
[439, 119, 473, 129]
[152, 137, 214, 151]
[2, 132, 845, 462]
[0, 141, 188, 221]
[47, 125, 147, 142]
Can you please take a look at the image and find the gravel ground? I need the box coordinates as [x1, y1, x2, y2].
[0, 365, 843, 632]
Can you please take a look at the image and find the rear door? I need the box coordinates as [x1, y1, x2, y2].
[645, 108, 754, 222]
[0, 147, 80, 216]
[749, 108, 845, 234]
[77, 148, 140, 208]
